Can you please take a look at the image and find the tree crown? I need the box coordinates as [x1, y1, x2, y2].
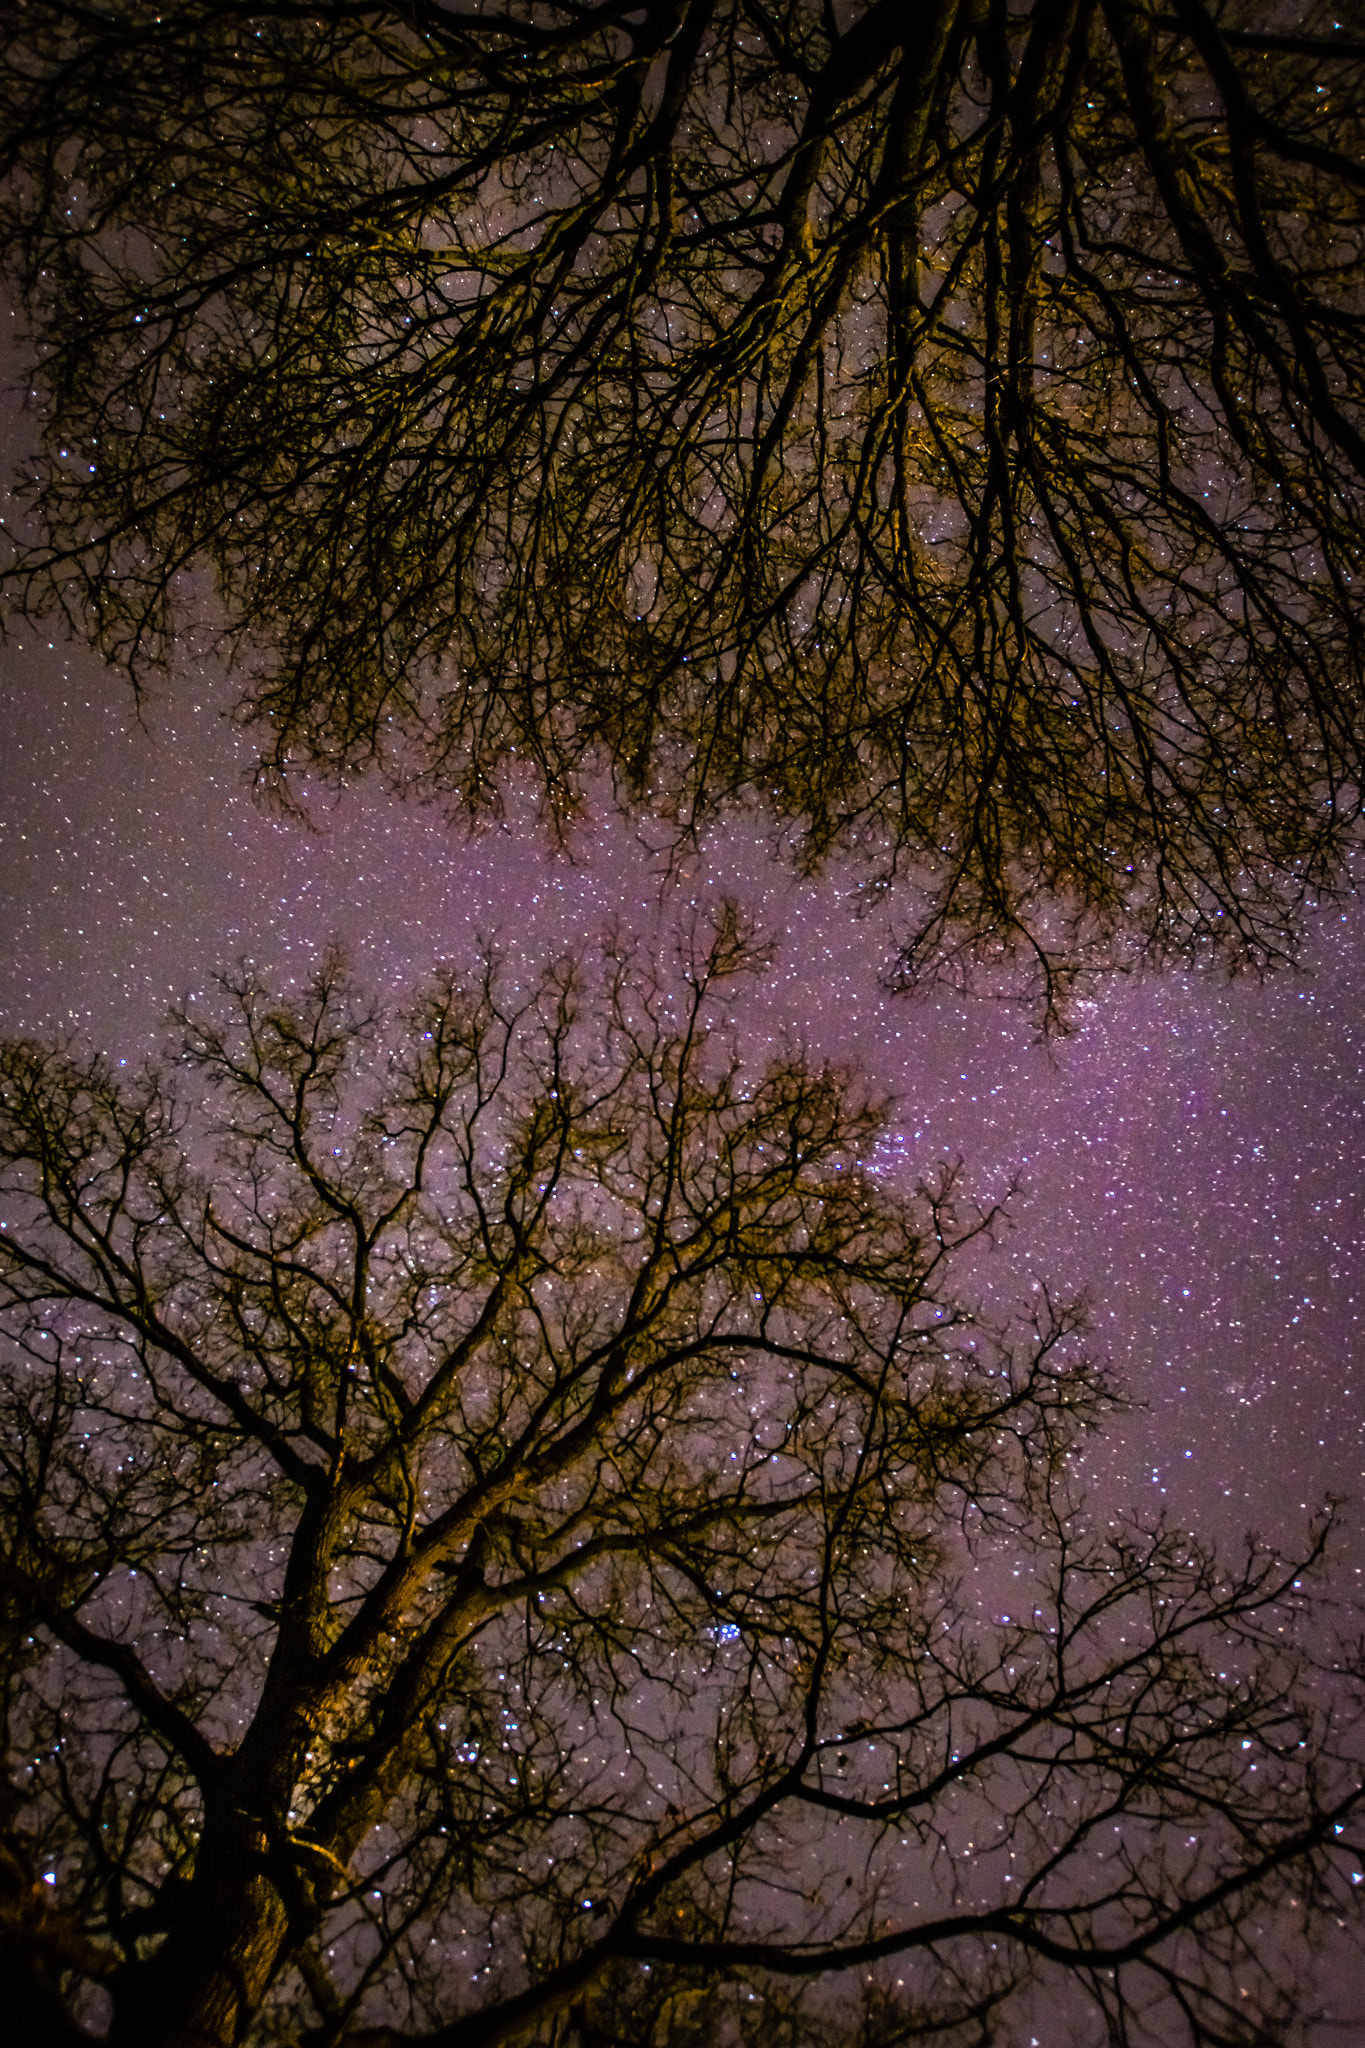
[0, 919, 1360, 2046]
[4, 0, 1365, 1006]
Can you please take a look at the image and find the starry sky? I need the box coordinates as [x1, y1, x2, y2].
[3, 618, 1363, 1600]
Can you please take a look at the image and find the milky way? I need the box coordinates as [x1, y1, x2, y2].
[4, 626, 1363, 1593]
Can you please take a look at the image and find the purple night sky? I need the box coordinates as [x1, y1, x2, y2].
[4, 8, 1365, 2033]
[3, 616, 1363, 1594]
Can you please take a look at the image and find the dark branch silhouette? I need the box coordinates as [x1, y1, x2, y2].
[2, 1, 1364, 1005]
[0, 914, 1360, 2046]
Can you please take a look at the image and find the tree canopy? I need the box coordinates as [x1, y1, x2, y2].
[0, 917, 1361, 2048]
[3, 0, 1365, 999]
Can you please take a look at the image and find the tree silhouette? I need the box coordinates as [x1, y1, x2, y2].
[3, 0, 1365, 1001]
[0, 915, 1359, 2047]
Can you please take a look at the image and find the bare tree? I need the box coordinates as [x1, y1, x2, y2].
[3, 0, 1365, 1003]
[0, 913, 1359, 2048]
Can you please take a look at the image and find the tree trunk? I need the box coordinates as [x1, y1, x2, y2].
[108, 1808, 294, 2048]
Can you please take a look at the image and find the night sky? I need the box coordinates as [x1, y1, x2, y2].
[3, 617, 1363, 1596]
[5, 12, 1365, 2037]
